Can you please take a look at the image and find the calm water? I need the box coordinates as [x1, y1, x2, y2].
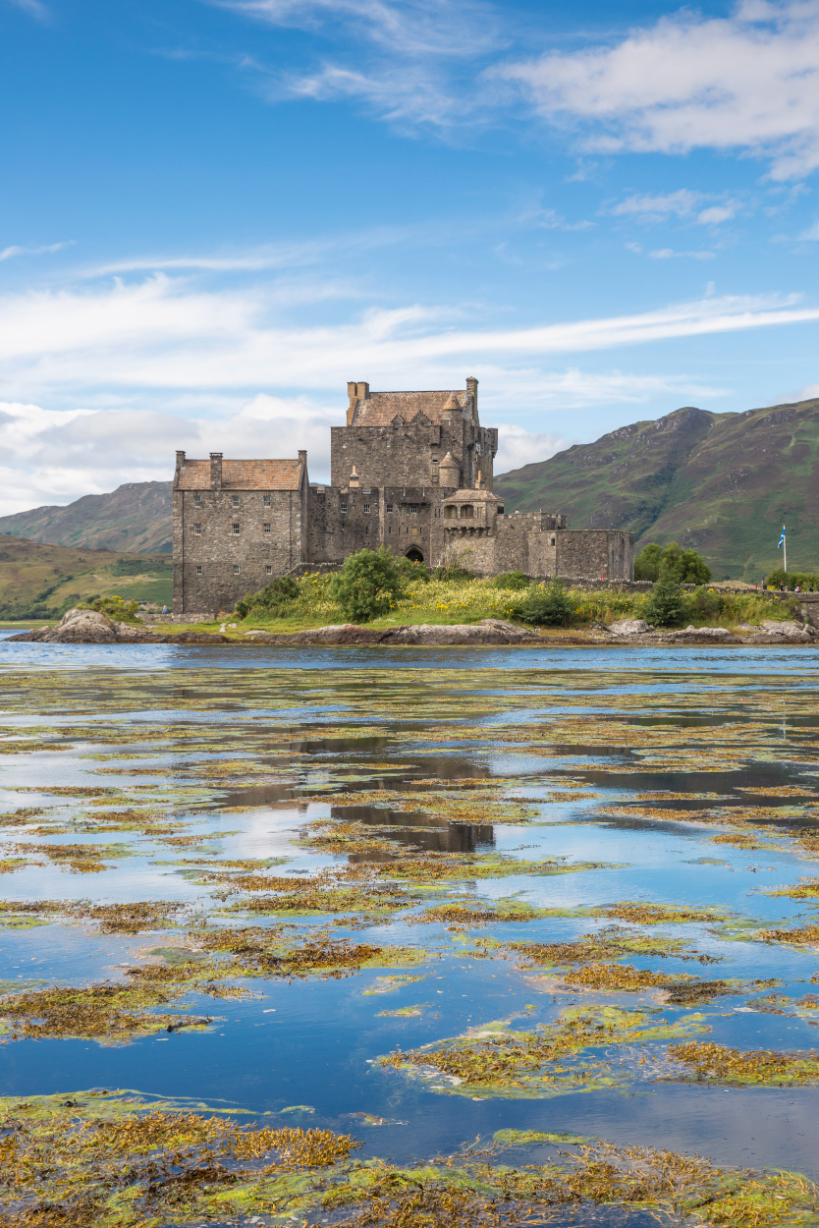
[1, 638, 819, 1220]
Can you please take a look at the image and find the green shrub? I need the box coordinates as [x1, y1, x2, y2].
[642, 565, 689, 627]
[396, 556, 431, 582]
[690, 586, 724, 620]
[328, 548, 404, 622]
[433, 560, 472, 583]
[515, 580, 576, 627]
[492, 570, 530, 591]
[766, 567, 819, 591]
[635, 541, 711, 584]
[88, 595, 141, 623]
[235, 576, 300, 620]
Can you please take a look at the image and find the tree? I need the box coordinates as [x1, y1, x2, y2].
[635, 542, 711, 584]
[642, 564, 689, 627]
[329, 547, 404, 622]
[515, 580, 576, 627]
[634, 543, 664, 582]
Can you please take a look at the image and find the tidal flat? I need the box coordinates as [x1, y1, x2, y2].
[1, 639, 819, 1225]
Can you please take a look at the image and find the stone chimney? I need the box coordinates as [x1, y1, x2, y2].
[347, 381, 357, 425]
[438, 452, 460, 489]
[466, 376, 478, 413]
[476, 469, 485, 489]
[298, 449, 307, 466]
[210, 452, 223, 492]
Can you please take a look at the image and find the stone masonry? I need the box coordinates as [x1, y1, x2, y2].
[173, 378, 634, 613]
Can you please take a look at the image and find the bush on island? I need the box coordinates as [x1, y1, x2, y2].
[767, 567, 819, 591]
[642, 564, 689, 627]
[492, 570, 531, 591]
[328, 547, 404, 622]
[635, 542, 711, 584]
[235, 575, 299, 620]
[514, 580, 576, 627]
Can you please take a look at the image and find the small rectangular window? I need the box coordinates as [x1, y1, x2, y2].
[233, 565, 240, 575]
[194, 522, 201, 535]
[340, 502, 347, 513]
[265, 565, 273, 575]
[263, 523, 271, 534]
[431, 457, 438, 464]
[386, 504, 393, 513]
[196, 565, 202, 575]
[231, 495, 240, 508]
[263, 494, 271, 507]
[363, 489, 371, 495]
[363, 504, 370, 514]
[232, 523, 240, 534]
[193, 494, 201, 507]
[410, 504, 418, 514]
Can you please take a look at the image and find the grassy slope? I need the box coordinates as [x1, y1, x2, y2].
[0, 538, 173, 616]
[495, 398, 819, 581]
[0, 481, 173, 554]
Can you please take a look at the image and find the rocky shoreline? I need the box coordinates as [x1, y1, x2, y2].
[5, 608, 819, 647]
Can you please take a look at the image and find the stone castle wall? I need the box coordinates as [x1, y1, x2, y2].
[173, 485, 306, 614]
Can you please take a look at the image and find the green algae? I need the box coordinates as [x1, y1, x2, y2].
[362, 974, 427, 996]
[378, 1005, 709, 1099]
[666, 1041, 819, 1086]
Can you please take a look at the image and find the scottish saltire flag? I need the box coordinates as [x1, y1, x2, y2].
[778, 530, 786, 548]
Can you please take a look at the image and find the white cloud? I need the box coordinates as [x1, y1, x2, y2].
[0, 274, 816, 401]
[0, 241, 74, 262]
[494, 425, 567, 473]
[4, 0, 48, 18]
[648, 248, 716, 259]
[799, 219, 819, 238]
[612, 190, 701, 219]
[697, 203, 739, 224]
[221, 0, 500, 59]
[500, 0, 819, 179]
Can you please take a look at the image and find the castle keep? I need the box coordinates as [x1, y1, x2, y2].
[172, 378, 634, 613]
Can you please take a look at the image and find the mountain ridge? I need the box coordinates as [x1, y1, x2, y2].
[495, 396, 819, 580]
[0, 481, 173, 554]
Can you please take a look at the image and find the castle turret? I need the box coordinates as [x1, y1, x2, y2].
[438, 452, 460, 488]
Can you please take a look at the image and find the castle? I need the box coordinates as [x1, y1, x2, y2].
[172, 378, 634, 614]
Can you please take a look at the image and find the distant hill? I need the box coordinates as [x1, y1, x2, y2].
[494, 397, 819, 581]
[0, 538, 172, 619]
[0, 481, 173, 554]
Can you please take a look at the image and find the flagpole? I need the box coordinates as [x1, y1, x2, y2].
[784, 527, 787, 575]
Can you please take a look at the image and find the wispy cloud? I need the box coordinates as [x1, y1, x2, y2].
[649, 248, 716, 260]
[0, 241, 75, 263]
[0, 273, 815, 401]
[610, 191, 741, 226]
[500, 0, 819, 179]
[4, 0, 49, 20]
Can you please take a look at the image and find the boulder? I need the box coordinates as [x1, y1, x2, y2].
[761, 620, 813, 637]
[6, 608, 170, 644]
[608, 619, 652, 637]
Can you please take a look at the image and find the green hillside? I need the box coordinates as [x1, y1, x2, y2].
[0, 538, 172, 620]
[0, 481, 172, 554]
[495, 398, 819, 581]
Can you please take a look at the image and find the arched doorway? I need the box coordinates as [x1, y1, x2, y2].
[405, 547, 424, 563]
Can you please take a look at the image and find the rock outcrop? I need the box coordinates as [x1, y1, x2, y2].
[241, 619, 541, 647]
[6, 608, 228, 645]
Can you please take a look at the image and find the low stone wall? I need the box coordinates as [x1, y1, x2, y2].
[138, 612, 216, 625]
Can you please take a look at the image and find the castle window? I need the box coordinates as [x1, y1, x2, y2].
[196, 565, 202, 575]
[233, 565, 240, 575]
[193, 494, 201, 508]
[263, 523, 271, 534]
[340, 502, 347, 513]
[193, 522, 202, 534]
[232, 523, 240, 534]
[432, 456, 438, 463]
[460, 505, 474, 519]
[410, 504, 418, 514]
[498, 506, 505, 515]
[263, 494, 271, 507]
[386, 504, 393, 513]
[550, 536, 556, 546]
[444, 505, 456, 520]
[363, 489, 371, 494]
[231, 495, 240, 508]
[265, 565, 273, 575]
[363, 504, 370, 514]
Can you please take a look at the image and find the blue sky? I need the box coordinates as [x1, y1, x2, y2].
[1, 0, 819, 512]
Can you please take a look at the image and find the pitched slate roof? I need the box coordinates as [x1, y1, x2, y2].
[176, 459, 304, 491]
[351, 389, 474, 426]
